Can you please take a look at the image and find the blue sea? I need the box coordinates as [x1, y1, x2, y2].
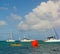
[0, 41, 60, 54]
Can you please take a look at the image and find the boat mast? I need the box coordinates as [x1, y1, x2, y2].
[19, 36, 20, 40]
[50, 23, 59, 39]
[24, 35, 26, 38]
[24, 33, 28, 39]
[18, 32, 20, 40]
[52, 27, 59, 39]
[10, 32, 13, 40]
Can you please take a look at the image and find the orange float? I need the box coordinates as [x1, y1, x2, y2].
[31, 40, 39, 47]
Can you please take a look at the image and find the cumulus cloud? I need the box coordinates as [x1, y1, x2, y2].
[0, 21, 7, 26]
[18, 0, 60, 30]
[18, 21, 29, 30]
[0, 7, 8, 10]
[8, 13, 22, 21]
[49, 0, 60, 2]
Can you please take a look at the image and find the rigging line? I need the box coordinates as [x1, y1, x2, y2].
[50, 22, 59, 39]
[52, 27, 59, 39]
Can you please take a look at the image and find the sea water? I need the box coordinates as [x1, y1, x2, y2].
[0, 41, 60, 54]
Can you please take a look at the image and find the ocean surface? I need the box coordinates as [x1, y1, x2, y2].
[0, 41, 60, 54]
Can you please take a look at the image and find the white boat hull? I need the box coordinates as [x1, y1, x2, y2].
[20, 40, 33, 42]
[6, 40, 15, 42]
[45, 39, 60, 42]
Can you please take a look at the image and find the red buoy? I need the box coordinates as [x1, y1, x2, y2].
[31, 40, 39, 47]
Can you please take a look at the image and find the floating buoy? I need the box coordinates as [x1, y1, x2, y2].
[31, 40, 39, 47]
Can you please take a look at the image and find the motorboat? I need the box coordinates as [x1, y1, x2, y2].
[20, 36, 34, 42]
[20, 38, 33, 42]
[44, 36, 60, 42]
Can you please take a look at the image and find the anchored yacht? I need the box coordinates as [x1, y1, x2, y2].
[44, 26, 60, 42]
[6, 40, 15, 42]
[45, 36, 60, 42]
[20, 38, 33, 42]
[6, 33, 15, 42]
[20, 36, 33, 42]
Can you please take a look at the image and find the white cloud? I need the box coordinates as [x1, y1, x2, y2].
[53, 19, 60, 26]
[0, 7, 8, 10]
[18, 0, 60, 30]
[8, 13, 22, 21]
[13, 6, 17, 10]
[25, 12, 40, 25]
[31, 20, 52, 30]
[0, 21, 7, 26]
[49, 0, 60, 2]
[18, 21, 29, 30]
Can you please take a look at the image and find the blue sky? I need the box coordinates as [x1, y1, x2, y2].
[0, 0, 60, 40]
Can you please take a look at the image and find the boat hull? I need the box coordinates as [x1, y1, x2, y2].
[6, 40, 15, 42]
[45, 39, 60, 42]
[20, 40, 33, 42]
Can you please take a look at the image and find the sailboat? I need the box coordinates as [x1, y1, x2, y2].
[6, 33, 15, 42]
[20, 36, 33, 42]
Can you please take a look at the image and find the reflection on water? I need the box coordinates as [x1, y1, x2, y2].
[0, 44, 60, 54]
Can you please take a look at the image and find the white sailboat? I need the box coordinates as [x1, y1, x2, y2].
[20, 36, 33, 42]
[6, 33, 15, 42]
